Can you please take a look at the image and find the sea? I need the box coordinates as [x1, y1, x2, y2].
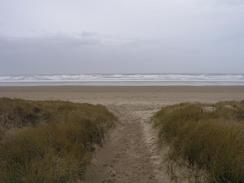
[0, 74, 244, 86]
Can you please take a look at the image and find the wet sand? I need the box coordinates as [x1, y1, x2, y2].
[1, 86, 244, 105]
[1, 86, 244, 183]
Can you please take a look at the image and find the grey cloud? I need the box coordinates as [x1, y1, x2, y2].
[0, 0, 243, 74]
[215, 0, 244, 5]
[0, 32, 243, 75]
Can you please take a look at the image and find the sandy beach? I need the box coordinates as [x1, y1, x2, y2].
[1, 86, 244, 183]
[1, 86, 244, 105]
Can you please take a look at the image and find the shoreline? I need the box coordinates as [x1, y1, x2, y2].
[1, 83, 244, 87]
[1, 85, 244, 88]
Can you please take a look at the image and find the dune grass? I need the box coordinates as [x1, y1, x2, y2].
[0, 98, 117, 183]
[153, 101, 244, 183]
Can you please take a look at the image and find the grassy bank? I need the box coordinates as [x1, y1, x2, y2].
[0, 98, 117, 183]
[153, 101, 244, 183]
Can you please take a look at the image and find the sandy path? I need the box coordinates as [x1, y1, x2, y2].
[84, 104, 170, 183]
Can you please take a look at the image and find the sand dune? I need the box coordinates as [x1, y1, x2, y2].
[1, 86, 244, 182]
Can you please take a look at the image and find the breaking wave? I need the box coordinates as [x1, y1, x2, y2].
[0, 74, 244, 86]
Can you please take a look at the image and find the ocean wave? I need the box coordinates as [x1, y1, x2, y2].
[0, 74, 244, 85]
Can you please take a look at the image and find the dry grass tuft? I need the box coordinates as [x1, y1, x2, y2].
[153, 101, 244, 183]
[0, 98, 117, 183]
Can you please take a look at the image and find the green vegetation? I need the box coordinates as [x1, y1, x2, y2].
[153, 101, 244, 183]
[0, 98, 117, 183]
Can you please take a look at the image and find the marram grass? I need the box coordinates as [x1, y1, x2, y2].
[0, 98, 117, 183]
[153, 101, 244, 183]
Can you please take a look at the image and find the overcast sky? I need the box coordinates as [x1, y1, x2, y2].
[0, 0, 244, 74]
